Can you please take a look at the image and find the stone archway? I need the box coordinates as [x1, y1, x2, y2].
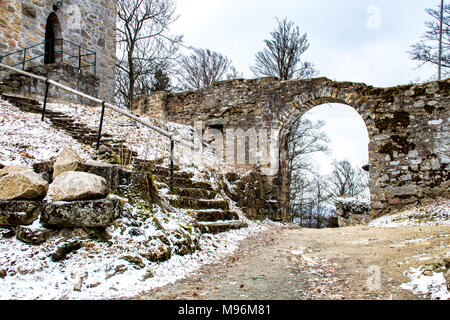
[132, 77, 450, 221]
[45, 12, 62, 64]
[272, 82, 373, 220]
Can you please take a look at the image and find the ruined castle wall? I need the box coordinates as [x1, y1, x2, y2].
[0, 0, 116, 101]
[133, 78, 449, 221]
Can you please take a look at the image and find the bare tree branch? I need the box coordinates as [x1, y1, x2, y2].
[408, 4, 450, 78]
[177, 48, 240, 90]
[326, 160, 369, 200]
[116, 0, 183, 108]
[251, 18, 319, 80]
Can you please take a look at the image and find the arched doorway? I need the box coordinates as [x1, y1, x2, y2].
[274, 92, 375, 221]
[44, 13, 62, 64]
[285, 103, 370, 227]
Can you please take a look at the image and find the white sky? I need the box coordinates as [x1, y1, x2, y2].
[172, 0, 441, 174]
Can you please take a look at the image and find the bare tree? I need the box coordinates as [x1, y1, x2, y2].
[288, 118, 329, 198]
[408, 2, 449, 79]
[287, 117, 330, 226]
[251, 17, 318, 80]
[177, 48, 241, 90]
[116, 0, 182, 108]
[326, 160, 369, 200]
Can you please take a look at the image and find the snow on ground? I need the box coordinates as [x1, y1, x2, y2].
[400, 267, 450, 300]
[0, 217, 270, 300]
[369, 199, 450, 228]
[368, 199, 450, 300]
[0, 99, 96, 167]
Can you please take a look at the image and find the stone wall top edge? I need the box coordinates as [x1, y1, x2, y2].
[156, 77, 449, 102]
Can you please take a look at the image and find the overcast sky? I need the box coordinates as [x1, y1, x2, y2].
[172, 0, 441, 174]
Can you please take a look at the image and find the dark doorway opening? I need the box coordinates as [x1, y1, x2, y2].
[45, 13, 60, 64]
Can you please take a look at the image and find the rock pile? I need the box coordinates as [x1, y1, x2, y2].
[0, 148, 123, 244]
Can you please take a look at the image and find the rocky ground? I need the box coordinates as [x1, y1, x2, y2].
[132, 202, 450, 300]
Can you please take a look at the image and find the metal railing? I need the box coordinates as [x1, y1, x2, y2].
[0, 38, 96, 75]
[0, 62, 197, 189]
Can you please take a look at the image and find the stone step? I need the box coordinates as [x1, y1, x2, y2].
[169, 196, 229, 210]
[157, 177, 214, 190]
[196, 220, 248, 234]
[132, 160, 171, 173]
[1, 95, 40, 107]
[49, 115, 74, 121]
[190, 210, 239, 222]
[50, 120, 77, 127]
[170, 187, 218, 200]
[152, 169, 194, 180]
[154, 182, 168, 190]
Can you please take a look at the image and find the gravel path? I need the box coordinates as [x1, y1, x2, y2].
[131, 224, 450, 300]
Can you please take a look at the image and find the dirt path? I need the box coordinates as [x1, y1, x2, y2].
[133, 224, 450, 300]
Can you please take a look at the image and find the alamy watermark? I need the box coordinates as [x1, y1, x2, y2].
[187, 121, 280, 172]
[366, 265, 382, 291]
[366, 5, 381, 30]
[67, 5, 82, 30]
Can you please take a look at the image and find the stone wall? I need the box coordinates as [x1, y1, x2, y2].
[0, 0, 116, 102]
[1, 63, 99, 105]
[133, 77, 450, 221]
[221, 170, 281, 221]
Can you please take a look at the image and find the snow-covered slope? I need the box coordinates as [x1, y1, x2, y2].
[0, 99, 96, 167]
[0, 97, 264, 300]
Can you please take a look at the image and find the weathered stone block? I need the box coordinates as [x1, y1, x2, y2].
[0, 200, 43, 226]
[40, 197, 123, 228]
[0, 165, 29, 178]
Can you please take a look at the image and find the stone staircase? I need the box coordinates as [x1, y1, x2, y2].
[1, 94, 137, 160]
[1, 94, 248, 234]
[150, 165, 248, 234]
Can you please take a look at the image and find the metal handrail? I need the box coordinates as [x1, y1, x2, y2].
[0, 62, 198, 188]
[0, 38, 96, 74]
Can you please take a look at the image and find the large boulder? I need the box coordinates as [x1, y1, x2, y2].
[53, 148, 84, 179]
[0, 200, 43, 226]
[40, 197, 123, 228]
[0, 171, 49, 201]
[50, 171, 108, 201]
[0, 165, 29, 178]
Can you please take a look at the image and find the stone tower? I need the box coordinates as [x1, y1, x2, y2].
[0, 0, 117, 101]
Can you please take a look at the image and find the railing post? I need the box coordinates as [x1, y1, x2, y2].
[78, 45, 81, 71]
[169, 138, 175, 191]
[61, 39, 64, 63]
[22, 48, 26, 70]
[93, 52, 97, 76]
[96, 101, 106, 150]
[42, 80, 50, 121]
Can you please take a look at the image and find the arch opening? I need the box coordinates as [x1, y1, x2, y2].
[44, 12, 62, 65]
[280, 103, 371, 228]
